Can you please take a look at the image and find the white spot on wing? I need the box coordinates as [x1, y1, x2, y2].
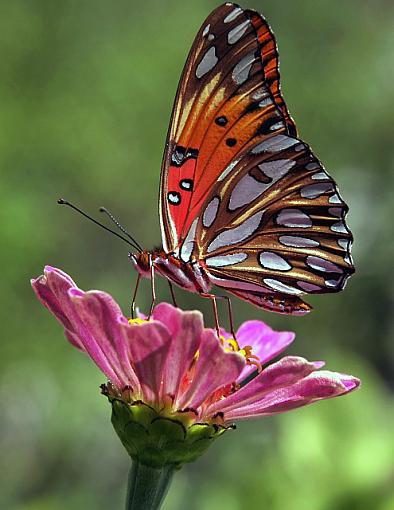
[196, 46, 218, 78]
[229, 174, 267, 210]
[331, 221, 348, 233]
[279, 235, 319, 248]
[311, 171, 329, 180]
[252, 88, 269, 101]
[259, 159, 296, 179]
[258, 97, 272, 108]
[232, 52, 255, 85]
[338, 238, 351, 251]
[180, 218, 198, 262]
[329, 193, 342, 204]
[251, 135, 298, 154]
[228, 20, 249, 44]
[277, 208, 312, 228]
[206, 252, 248, 268]
[207, 210, 263, 253]
[203, 197, 220, 228]
[306, 256, 341, 273]
[300, 182, 333, 199]
[229, 159, 296, 210]
[259, 252, 292, 271]
[224, 7, 242, 23]
[270, 121, 285, 131]
[202, 24, 210, 37]
[306, 162, 320, 171]
[263, 278, 304, 295]
[325, 278, 341, 288]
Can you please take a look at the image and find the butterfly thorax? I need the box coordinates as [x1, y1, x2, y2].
[129, 249, 211, 294]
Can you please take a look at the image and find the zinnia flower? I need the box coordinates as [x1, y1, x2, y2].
[31, 266, 360, 509]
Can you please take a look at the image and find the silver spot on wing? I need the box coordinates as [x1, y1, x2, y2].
[300, 182, 334, 199]
[311, 171, 329, 180]
[228, 159, 296, 210]
[331, 221, 348, 233]
[207, 210, 264, 253]
[258, 159, 296, 179]
[203, 197, 220, 228]
[259, 252, 292, 271]
[306, 256, 341, 273]
[277, 208, 312, 228]
[279, 235, 319, 248]
[206, 252, 248, 268]
[263, 278, 304, 295]
[196, 46, 218, 78]
[228, 20, 250, 44]
[338, 238, 351, 251]
[180, 218, 198, 262]
[251, 135, 298, 154]
[306, 162, 320, 171]
[232, 52, 255, 85]
[329, 193, 342, 204]
[224, 6, 242, 23]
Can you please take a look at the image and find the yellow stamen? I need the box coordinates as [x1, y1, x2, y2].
[221, 337, 262, 372]
[128, 318, 149, 325]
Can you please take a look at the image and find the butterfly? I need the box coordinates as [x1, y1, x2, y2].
[129, 2, 354, 317]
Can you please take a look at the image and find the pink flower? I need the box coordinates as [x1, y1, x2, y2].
[31, 266, 360, 425]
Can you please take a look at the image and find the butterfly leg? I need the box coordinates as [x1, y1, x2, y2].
[200, 293, 220, 338]
[167, 280, 178, 307]
[216, 295, 236, 340]
[148, 254, 156, 319]
[130, 273, 141, 319]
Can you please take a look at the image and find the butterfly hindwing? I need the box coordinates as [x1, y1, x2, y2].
[196, 135, 354, 307]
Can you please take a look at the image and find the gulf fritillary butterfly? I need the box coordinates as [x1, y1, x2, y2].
[62, 2, 355, 320]
[128, 2, 355, 317]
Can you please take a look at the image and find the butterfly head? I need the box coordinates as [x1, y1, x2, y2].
[129, 250, 152, 279]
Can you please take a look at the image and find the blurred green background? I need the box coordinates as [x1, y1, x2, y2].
[1, 0, 393, 509]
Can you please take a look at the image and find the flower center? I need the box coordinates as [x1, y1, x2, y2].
[128, 318, 149, 325]
[220, 336, 262, 372]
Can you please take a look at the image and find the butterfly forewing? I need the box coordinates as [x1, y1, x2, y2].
[160, 3, 293, 253]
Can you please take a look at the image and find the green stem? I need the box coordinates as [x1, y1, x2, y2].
[125, 460, 176, 510]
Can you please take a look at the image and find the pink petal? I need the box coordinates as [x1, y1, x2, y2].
[32, 266, 141, 390]
[125, 320, 172, 404]
[69, 289, 140, 391]
[206, 356, 319, 417]
[236, 321, 295, 381]
[177, 329, 245, 411]
[223, 370, 361, 420]
[152, 303, 204, 401]
[31, 266, 84, 350]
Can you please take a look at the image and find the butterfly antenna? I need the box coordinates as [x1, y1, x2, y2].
[57, 199, 141, 252]
[99, 206, 143, 252]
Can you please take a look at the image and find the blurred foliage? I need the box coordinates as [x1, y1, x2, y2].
[1, 0, 393, 509]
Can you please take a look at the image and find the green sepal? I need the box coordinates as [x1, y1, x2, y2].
[105, 392, 234, 469]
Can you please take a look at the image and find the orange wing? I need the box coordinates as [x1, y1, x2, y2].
[159, 3, 294, 253]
